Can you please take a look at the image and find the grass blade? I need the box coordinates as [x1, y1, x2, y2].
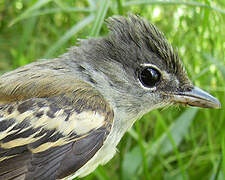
[93, 166, 111, 180]
[203, 54, 225, 78]
[123, 108, 198, 178]
[44, 14, 94, 58]
[11, 7, 93, 19]
[116, 0, 124, 15]
[122, 146, 142, 180]
[222, 136, 225, 179]
[88, 0, 96, 8]
[123, 0, 225, 15]
[9, 0, 53, 26]
[90, 0, 110, 37]
[147, 108, 198, 156]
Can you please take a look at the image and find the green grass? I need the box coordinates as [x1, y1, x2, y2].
[0, 0, 224, 179]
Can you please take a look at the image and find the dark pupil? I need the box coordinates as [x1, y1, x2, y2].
[139, 67, 160, 88]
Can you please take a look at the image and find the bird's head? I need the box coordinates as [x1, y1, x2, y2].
[71, 14, 220, 118]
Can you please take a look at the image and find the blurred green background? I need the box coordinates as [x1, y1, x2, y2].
[0, 0, 224, 180]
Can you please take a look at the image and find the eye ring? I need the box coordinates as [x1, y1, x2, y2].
[138, 65, 161, 89]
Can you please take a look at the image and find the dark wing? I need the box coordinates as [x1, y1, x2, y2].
[0, 64, 114, 179]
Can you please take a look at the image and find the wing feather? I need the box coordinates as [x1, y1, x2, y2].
[0, 64, 114, 179]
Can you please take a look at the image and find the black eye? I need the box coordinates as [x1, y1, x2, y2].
[138, 67, 161, 88]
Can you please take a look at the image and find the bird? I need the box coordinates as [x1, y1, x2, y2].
[0, 14, 221, 180]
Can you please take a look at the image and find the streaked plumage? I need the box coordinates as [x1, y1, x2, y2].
[0, 14, 220, 180]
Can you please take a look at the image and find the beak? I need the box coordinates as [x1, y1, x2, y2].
[173, 87, 221, 109]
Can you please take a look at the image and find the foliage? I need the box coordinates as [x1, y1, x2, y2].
[0, 0, 224, 179]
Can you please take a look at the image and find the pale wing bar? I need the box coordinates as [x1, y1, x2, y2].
[0, 95, 113, 179]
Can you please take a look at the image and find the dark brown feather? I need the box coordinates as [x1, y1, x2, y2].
[0, 72, 114, 179]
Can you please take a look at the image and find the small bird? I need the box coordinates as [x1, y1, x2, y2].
[0, 14, 221, 180]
